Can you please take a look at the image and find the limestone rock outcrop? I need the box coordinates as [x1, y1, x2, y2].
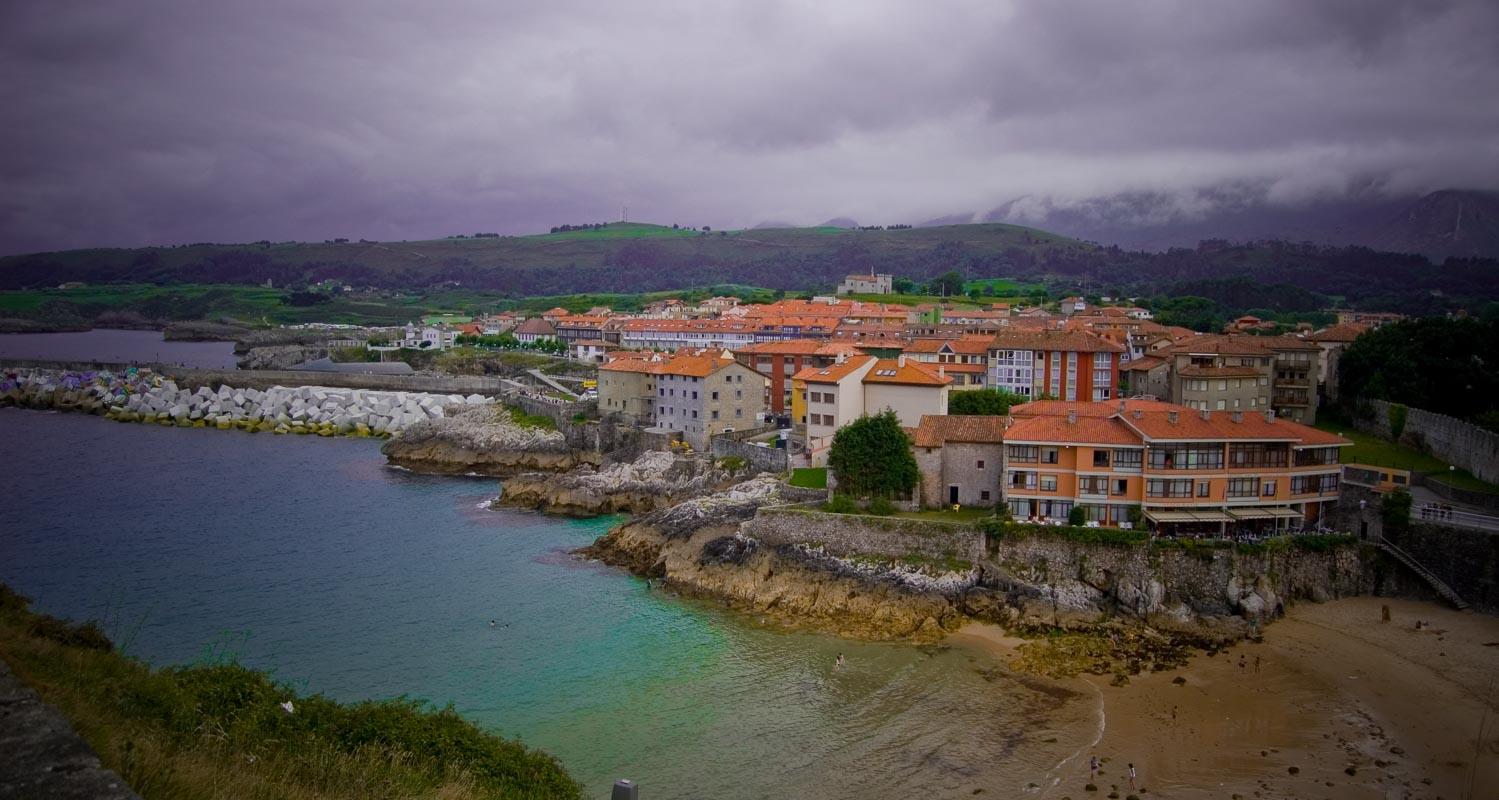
[381, 404, 584, 475]
[497, 450, 732, 516]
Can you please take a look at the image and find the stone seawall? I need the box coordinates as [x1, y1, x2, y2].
[0, 359, 514, 396]
[710, 435, 789, 474]
[741, 507, 987, 564]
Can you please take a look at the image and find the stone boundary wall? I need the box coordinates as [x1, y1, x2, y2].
[742, 506, 986, 564]
[1357, 398, 1499, 485]
[0, 660, 140, 799]
[711, 435, 789, 474]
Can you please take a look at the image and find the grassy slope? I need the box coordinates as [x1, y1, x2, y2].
[0, 586, 582, 800]
[1316, 421, 1497, 494]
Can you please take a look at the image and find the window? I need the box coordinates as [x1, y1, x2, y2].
[1113, 479, 1128, 496]
[711, 410, 719, 420]
[1261, 480, 1276, 497]
[1229, 443, 1289, 468]
[1197, 481, 1210, 497]
[1079, 476, 1108, 495]
[711, 391, 719, 400]
[981, 490, 991, 501]
[1040, 475, 1057, 491]
[1041, 448, 1059, 464]
[1227, 477, 1257, 498]
[976, 459, 986, 469]
[1148, 445, 1224, 470]
[1008, 445, 1039, 463]
[1093, 450, 1110, 468]
[1113, 450, 1142, 469]
[1146, 478, 1193, 497]
[1294, 447, 1339, 466]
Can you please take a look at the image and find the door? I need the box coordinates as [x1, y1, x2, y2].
[948, 485, 960, 505]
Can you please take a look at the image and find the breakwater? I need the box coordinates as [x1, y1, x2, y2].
[1, 367, 489, 437]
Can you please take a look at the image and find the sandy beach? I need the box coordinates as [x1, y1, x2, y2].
[955, 597, 1499, 799]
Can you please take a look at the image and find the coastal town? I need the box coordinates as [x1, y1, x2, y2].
[6, 3, 1499, 798]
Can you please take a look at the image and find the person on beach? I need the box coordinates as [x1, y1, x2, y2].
[835, 654, 845, 669]
[1089, 755, 1099, 781]
[1238, 654, 1246, 671]
[1128, 763, 1137, 790]
[1254, 655, 1261, 673]
[489, 620, 496, 627]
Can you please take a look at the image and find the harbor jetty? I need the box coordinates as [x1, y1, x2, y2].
[1, 367, 490, 437]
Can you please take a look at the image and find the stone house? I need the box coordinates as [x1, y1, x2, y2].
[598, 353, 664, 423]
[650, 351, 769, 450]
[908, 415, 1006, 508]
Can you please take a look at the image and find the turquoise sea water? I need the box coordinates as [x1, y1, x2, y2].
[0, 410, 1091, 799]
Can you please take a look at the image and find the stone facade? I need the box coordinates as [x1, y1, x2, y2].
[914, 440, 1003, 508]
[711, 435, 790, 474]
[1357, 398, 1499, 486]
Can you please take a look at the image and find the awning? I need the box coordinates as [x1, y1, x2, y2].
[1226, 507, 1277, 520]
[1266, 507, 1305, 519]
[1145, 509, 1235, 524]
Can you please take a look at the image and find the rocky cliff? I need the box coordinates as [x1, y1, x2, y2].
[381, 404, 590, 475]
[579, 478, 976, 641]
[582, 483, 1381, 656]
[497, 450, 734, 516]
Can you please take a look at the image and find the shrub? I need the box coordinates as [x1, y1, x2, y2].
[1381, 488, 1412, 533]
[1388, 403, 1409, 439]
[28, 614, 113, 651]
[1068, 505, 1087, 526]
[867, 496, 896, 516]
[717, 455, 747, 473]
[1006, 522, 1148, 546]
[824, 495, 858, 514]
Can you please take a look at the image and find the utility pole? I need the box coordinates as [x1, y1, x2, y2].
[621, 206, 628, 223]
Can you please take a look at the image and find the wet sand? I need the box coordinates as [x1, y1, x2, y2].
[955, 597, 1499, 799]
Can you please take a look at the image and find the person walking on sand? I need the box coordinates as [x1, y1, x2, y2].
[1089, 755, 1099, 782]
[1254, 655, 1261, 673]
[1238, 654, 1246, 671]
[835, 653, 845, 669]
[1128, 763, 1137, 790]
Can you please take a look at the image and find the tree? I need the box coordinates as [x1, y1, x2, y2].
[949, 389, 1023, 416]
[892, 277, 916, 294]
[1068, 505, 1087, 526]
[827, 410, 919, 499]
[929, 270, 964, 297]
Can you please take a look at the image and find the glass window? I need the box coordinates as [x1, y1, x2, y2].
[1261, 480, 1276, 496]
[1093, 450, 1110, 468]
[1227, 477, 1257, 498]
[1197, 481, 1210, 497]
[1040, 475, 1057, 491]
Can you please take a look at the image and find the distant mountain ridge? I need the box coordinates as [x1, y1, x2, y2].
[982, 189, 1499, 260]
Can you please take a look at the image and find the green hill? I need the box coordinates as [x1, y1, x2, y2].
[0, 222, 1084, 297]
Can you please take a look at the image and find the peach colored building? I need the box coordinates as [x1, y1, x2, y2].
[1002, 399, 1350, 535]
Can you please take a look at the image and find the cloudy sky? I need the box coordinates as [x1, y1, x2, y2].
[3, 0, 1497, 254]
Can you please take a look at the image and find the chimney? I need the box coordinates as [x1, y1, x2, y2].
[898, 354, 907, 367]
[1265, 409, 1276, 423]
[1167, 410, 1179, 424]
[1067, 410, 1078, 424]
[1200, 408, 1211, 421]
[1118, 399, 1127, 414]
[1231, 411, 1243, 423]
[1132, 409, 1143, 420]
[835, 351, 846, 365]
[938, 365, 946, 379]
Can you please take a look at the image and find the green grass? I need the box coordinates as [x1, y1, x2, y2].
[0, 584, 581, 800]
[503, 405, 557, 431]
[526, 222, 702, 241]
[788, 467, 827, 489]
[1315, 421, 1498, 494]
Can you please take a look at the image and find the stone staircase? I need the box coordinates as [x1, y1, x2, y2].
[1372, 537, 1470, 611]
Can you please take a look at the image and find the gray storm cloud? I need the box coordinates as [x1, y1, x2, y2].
[2, 0, 1497, 254]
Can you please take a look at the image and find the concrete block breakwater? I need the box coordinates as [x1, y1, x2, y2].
[1, 368, 491, 437]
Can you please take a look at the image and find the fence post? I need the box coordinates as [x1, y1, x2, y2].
[611, 778, 638, 800]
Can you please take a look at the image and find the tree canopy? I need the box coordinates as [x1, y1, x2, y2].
[949, 388, 1024, 416]
[1338, 317, 1499, 423]
[827, 410, 919, 498]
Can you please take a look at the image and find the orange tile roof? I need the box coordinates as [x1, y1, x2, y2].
[1176, 365, 1263, 378]
[1306, 322, 1371, 343]
[656, 353, 737, 377]
[1119, 408, 1351, 444]
[989, 328, 1126, 353]
[734, 339, 828, 355]
[1004, 415, 1143, 445]
[904, 336, 994, 355]
[792, 356, 877, 384]
[1010, 398, 1176, 419]
[1123, 355, 1167, 371]
[908, 414, 1006, 447]
[862, 358, 954, 387]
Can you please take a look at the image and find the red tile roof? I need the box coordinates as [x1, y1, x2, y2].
[907, 414, 1007, 447]
[792, 356, 877, 384]
[989, 329, 1126, 353]
[862, 358, 954, 387]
